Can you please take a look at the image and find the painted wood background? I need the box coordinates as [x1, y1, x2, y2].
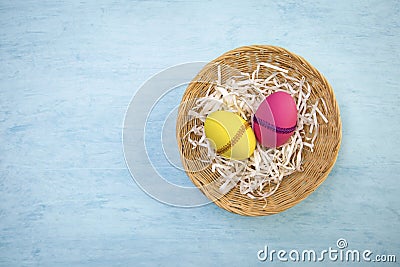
[0, 0, 399, 266]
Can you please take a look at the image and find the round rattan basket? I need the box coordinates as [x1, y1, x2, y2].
[176, 45, 341, 216]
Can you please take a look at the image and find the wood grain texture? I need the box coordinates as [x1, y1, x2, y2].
[0, 0, 399, 266]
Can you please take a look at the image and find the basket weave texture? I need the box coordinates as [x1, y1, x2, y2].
[176, 45, 342, 216]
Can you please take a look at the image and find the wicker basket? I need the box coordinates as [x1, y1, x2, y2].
[176, 45, 341, 216]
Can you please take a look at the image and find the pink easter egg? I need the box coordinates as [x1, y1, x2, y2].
[252, 91, 297, 148]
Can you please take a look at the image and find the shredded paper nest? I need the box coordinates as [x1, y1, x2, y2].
[185, 62, 328, 202]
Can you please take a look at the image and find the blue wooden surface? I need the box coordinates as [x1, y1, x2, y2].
[1, 0, 399, 266]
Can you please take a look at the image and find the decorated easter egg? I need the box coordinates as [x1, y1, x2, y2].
[252, 91, 297, 148]
[205, 111, 256, 160]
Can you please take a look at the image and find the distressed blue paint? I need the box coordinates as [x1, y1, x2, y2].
[0, 0, 399, 266]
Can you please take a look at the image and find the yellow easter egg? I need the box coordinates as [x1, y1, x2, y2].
[204, 111, 256, 160]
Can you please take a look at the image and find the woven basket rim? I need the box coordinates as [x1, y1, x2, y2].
[176, 45, 342, 216]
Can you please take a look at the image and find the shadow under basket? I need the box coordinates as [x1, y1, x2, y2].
[176, 45, 342, 216]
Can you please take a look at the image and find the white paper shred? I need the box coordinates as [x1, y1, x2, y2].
[185, 62, 328, 201]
